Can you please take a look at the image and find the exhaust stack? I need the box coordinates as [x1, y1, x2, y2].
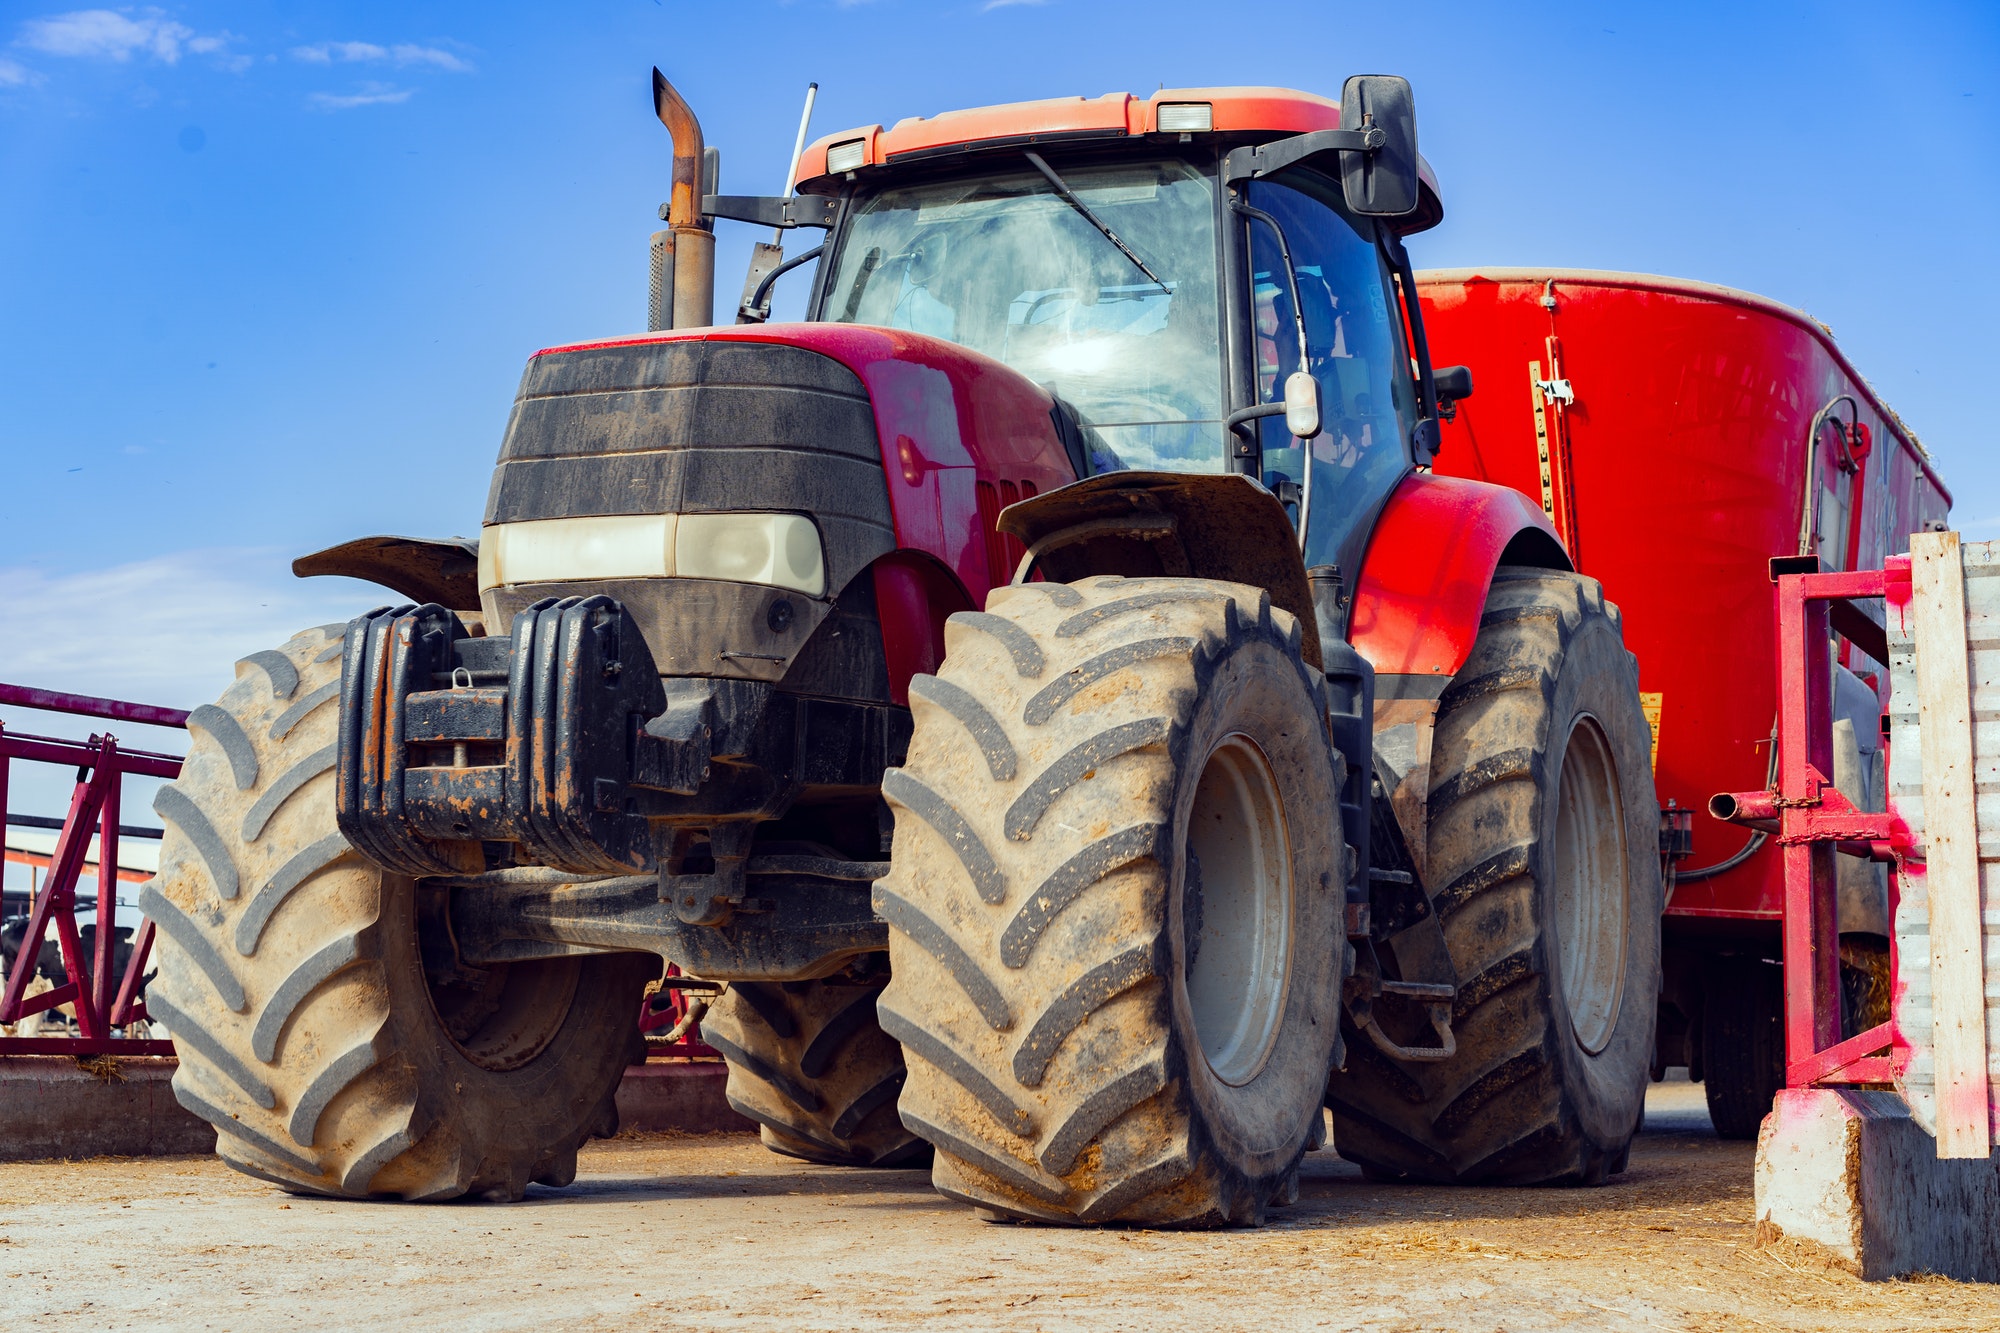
[649, 68, 715, 330]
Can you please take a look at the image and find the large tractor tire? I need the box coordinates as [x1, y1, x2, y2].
[875, 577, 1346, 1226]
[702, 976, 930, 1167]
[1327, 569, 1661, 1185]
[145, 623, 654, 1201]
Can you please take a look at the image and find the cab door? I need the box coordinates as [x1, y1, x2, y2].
[1241, 172, 1418, 624]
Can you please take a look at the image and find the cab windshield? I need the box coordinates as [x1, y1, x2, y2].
[820, 158, 1223, 473]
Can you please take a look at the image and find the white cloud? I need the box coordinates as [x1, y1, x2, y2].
[0, 548, 385, 836]
[291, 40, 385, 64]
[186, 31, 250, 72]
[307, 82, 415, 111]
[0, 548, 382, 710]
[0, 56, 38, 86]
[390, 43, 468, 71]
[980, 0, 1048, 9]
[16, 9, 245, 70]
[18, 8, 192, 63]
[291, 40, 469, 72]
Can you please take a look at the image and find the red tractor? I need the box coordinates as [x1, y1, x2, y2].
[143, 73, 1660, 1224]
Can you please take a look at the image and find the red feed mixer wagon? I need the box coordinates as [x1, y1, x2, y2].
[122, 68, 1943, 1225]
[1417, 269, 1950, 1134]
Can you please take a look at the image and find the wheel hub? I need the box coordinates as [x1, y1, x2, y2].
[1182, 734, 1293, 1086]
[1551, 715, 1629, 1055]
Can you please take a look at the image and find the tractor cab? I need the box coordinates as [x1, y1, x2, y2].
[702, 78, 1455, 622]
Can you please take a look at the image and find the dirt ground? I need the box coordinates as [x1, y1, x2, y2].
[3, 1077, 1997, 1331]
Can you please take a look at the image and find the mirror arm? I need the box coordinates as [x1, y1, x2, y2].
[741, 244, 825, 323]
[1226, 402, 1288, 438]
[1222, 126, 1386, 186]
[693, 194, 840, 229]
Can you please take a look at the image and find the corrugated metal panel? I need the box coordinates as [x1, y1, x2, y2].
[1888, 539, 2000, 1143]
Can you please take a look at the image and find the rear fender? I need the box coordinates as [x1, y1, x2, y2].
[1349, 472, 1569, 682]
[994, 471, 1322, 669]
[1350, 472, 1568, 882]
[294, 535, 481, 612]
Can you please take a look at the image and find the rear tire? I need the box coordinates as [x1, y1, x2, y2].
[702, 974, 929, 1167]
[1326, 569, 1661, 1184]
[147, 623, 653, 1201]
[1702, 955, 1783, 1140]
[877, 577, 1345, 1226]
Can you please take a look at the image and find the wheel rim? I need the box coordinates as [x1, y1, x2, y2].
[1182, 734, 1293, 1087]
[1551, 715, 1628, 1055]
[417, 885, 581, 1072]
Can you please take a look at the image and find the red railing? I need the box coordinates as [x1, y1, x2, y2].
[1, 682, 186, 1056]
[1711, 562, 1904, 1088]
[3, 681, 715, 1061]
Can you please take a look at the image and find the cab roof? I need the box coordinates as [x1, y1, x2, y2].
[794, 85, 1443, 233]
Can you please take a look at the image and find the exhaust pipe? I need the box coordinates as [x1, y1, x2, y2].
[649, 68, 715, 330]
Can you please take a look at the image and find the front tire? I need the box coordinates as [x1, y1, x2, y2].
[146, 623, 654, 1201]
[1326, 569, 1661, 1184]
[876, 577, 1346, 1226]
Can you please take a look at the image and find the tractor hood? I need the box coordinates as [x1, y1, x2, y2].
[479, 324, 1076, 693]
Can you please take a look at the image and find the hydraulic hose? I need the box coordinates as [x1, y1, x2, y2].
[1676, 725, 1780, 887]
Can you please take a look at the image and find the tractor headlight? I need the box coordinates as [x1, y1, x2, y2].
[676, 513, 825, 597]
[479, 514, 675, 589]
[478, 512, 825, 598]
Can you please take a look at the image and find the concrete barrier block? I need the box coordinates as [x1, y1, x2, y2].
[0, 1055, 213, 1161]
[1755, 1087, 2000, 1280]
[615, 1059, 752, 1135]
[0, 1054, 747, 1163]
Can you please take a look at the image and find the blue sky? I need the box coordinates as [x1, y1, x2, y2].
[0, 0, 1995, 823]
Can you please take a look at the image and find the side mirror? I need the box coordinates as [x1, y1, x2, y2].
[1284, 372, 1322, 440]
[1433, 365, 1473, 403]
[1339, 75, 1420, 217]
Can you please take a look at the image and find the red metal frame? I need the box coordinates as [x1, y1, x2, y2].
[1715, 562, 1910, 1088]
[2, 681, 718, 1061]
[1, 682, 186, 1056]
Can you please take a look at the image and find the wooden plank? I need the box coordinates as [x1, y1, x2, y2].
[1911, 529, 1992, 1157]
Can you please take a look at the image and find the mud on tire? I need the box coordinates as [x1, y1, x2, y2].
[702, 974, 929, 1167]
[1326, 569, 1661, 1185]
[146, 623, 654, 1201]
[876, 576, 1345, 1226]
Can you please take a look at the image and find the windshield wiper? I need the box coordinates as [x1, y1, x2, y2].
[1023, 151, 1170, 295]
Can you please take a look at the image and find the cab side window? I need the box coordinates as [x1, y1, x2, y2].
[1247, 175, 1416, 585]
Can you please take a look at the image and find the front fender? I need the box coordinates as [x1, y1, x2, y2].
[294, 534, 481, 611]
[1349, 473, 1568, 681]
[996, 470, 1321, 668]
